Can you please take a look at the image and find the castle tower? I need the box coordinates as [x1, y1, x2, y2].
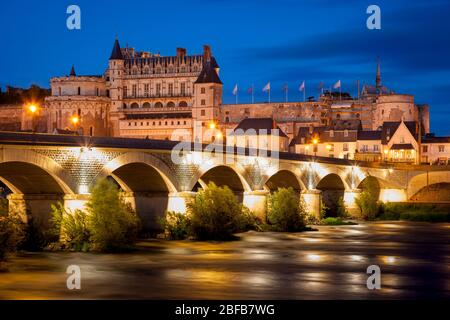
[192, 45, 223, 143]
[70, 65, 76, 77]
[107, 38, 125, 135]
[376, 58, 381, 89]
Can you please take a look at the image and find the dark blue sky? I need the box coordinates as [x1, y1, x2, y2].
[1, 0, 450, 134]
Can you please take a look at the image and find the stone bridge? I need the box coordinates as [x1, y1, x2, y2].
[1, 132, 449, 231]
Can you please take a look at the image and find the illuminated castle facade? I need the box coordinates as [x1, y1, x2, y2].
[36, 39, 449, 164]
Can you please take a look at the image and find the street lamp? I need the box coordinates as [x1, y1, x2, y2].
[71, 115, 80, 133]
[313, 138, 319, 157]
[383, 149, 389, 163]
[27, 103, 39, 132]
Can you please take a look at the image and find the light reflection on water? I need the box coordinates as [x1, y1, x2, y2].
[1, 221, 449, 299]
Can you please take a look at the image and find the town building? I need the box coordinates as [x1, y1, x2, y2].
[0, 38, 448, 164]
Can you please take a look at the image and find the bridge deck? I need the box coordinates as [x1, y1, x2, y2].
[0, 131, 449, 171]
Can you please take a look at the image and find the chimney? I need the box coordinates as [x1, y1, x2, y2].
[203, 45, 211, 62]
[176, 47, 186, 58]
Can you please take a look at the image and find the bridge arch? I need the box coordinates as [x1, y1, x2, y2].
[263, 169, 304, 193]
[0, 148, 76, 195]
[316, 173, 346, 217]
[408, 171, 450, 202]
[99, 152, 179, 232]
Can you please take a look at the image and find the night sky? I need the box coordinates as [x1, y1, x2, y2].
[1, 0, 449, 135]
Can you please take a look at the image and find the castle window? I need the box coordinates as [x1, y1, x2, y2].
[58, 87, 61, 96]
[184, 121, 187, 125]
[89, 127, 93, 136]
[123, 86, 127, 98]
[132, 84, 137, 97]
[131, 103, 139, 109]
[179, 101, 188, 108]
[106, 90, 110, 97]
[154, 102, 163, 108]
[329, 130, 334, 137]
[225, 117, 230, 123]
[168, 84, 174, 96]
[336, 113, 341, 119]
[128, 122, 131, 126]
[344, 129, 349, 137]
[142, 102, 150, 108]
[439, 145, 445, 152]
[201, 99, 206, 106]
[422, 145, 428, 153]
[77, 87, 81, 95]
[343, 143, 349, 151]
[201, 110, 206, 116]
[374, 145, 379, 152]
[156, 83, 161, 95]
[181, 83, 186, 95]
[201, 87, 206, 94]
[144, 84, 149, 96]
[96, 88, 99, 96]
[167, 101, 175, 108]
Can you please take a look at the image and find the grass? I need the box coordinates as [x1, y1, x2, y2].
[378, 203, 450, 222]
[321, 217, 358, 225]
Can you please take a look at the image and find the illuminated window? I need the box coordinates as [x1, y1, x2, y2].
[422, 145, 428, 153]
[439, 145, 445, 152]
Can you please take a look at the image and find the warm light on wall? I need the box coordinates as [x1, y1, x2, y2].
[343, 191, 358, 208]
[379, 189, 407, 202]
[78, 184, 90, 194]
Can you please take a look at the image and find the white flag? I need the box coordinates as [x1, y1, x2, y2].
[299, 81, 305, 92]
[333, 80, 341, 89]
[232, 84, 238, 96]
[263, 82, 271, 92]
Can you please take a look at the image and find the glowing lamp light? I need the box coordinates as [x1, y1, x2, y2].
[313, 138, 318, 145]
[209, 122, 216, 130]
[71, 116, 80, 125]
[384, 149, 389, 155]
[216, 132, 223, 140]
[305, 145, 310, 150]
[28, 104, 38, 113]
[326, 144, 331, 150]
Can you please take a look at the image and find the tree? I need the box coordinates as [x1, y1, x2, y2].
[86, 179, 140, 251]
[267, 187, 307, 231]
[188, 182, 248, 240]
[355, 178, 380, 220]
[0, 215, 25, 261]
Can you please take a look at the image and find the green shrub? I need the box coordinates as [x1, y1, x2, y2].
[336, 197, 348, 217]
[379, 203, 450, 222]
[0, 215, 25, 261]
[355, 178, 380, 220]
[321, 217, 357, 225]
[86, 179, 140, 251]
[267, 187, 307, 232]
[188, 182, 248, 240]
[160, 211, 190, 240]
[0, 198, 8, 216]
[50, 203, 90, 251]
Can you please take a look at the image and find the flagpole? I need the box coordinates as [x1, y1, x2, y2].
[304, 85, 306, 102]
[252, 84, 254, 104]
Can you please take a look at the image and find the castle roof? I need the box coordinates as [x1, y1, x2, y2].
[195, 57, 222, 84]
[231, 118, 288, 138]
[110, 39, 124, 60]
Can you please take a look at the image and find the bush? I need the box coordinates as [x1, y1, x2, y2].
[160, 211, 190, 240]
[86, 179, 140, 251]
[379, 203, 450, 222]
[267, 187, 307, 232]
[355, 178, 380, 220]
[321, 217, 357, 225]
[188, 182, 249, 240]
[50, 203, 90, 251]
[336, 197, 348, 217]
[0, 215, 25, 261]
[0, 198, 8, 216]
